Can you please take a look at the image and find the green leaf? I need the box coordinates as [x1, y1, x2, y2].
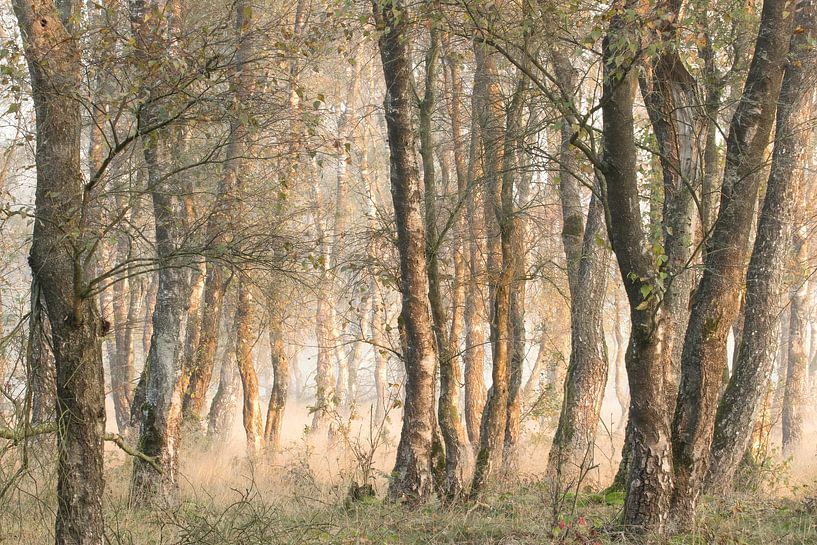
[639, 284, 653, 298]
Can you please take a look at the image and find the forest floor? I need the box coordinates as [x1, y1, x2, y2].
[2, 445, 816, 543]
[1, 406, 816, 544]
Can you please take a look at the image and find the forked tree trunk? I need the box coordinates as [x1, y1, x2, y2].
[13, 0, 107, 541]
[671, 0, 795, 524]
[706, 0, 816, 488]
[374, 0, 438, 502]
[639, 14, 704, 406]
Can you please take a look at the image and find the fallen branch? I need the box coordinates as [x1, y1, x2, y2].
[0, 423, 161, 472]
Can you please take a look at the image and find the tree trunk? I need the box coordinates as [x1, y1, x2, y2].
[503, 74, 529, 465]
[312, 274, 337, 431]
[809, 288, 817, 396]
[782, 246, 809, 456]
[706, 0, 816, 476]
[28, 283, 56, 425]
[129, 0, 188, 505]
[235, 275, 263, 455]
[13, 0, 107, 541]
[141, 274, 157, 361]
[265, 306, 288, 453]
[208, 304, 241, 438]
[600, 2, 674, 530]
[177, 261, 205, 412]
[547, 55, 610, 486]
[183, 265, 228, 420]
[461, 72, 487, 451]
[547, 191, 610, 486]
[109, 274, 134, 434]
[371, 278, 389, 421]
[639, 22, 703, 409]
[374, 0, 438, 502]
[181, 0, 258, 422]
[613, 296, 630, 422]
[420, 28, 469, 501]
[671, 0, 795, 523]
[471, 41, 514, 494]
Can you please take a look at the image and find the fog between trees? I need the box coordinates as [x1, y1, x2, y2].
[1, 0, 817, 543]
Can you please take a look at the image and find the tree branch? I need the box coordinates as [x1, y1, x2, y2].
[0, 424, 161, 472]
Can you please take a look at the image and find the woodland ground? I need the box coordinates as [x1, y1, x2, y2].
[1, 404, 815, 544]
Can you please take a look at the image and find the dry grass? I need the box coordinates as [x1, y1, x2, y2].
[1, 405, 816, 544]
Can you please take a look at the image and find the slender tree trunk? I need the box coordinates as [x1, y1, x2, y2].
[503, 74, 529, 465]
[419, 28, 469, 501]
[177, 261, 205, 405]
[13, 0, 106, 541]
[109, 275, 133, 434]
[471, 41, 514, 494]
[613, 297, 630, 422]
[141, 274, 157, 360]
[183, 266, 228, 420]
[312, 271, 337, 431]
[374, 0, 438, 502]
[783, 247, 809, 456]
[208, 308, 241, 438]
[345, 294, 369, 411]
[672, 0, 795, 523]
[547, 55, 610, 486]
[523, 325, 548, 404]
[809, 287, 817, 395]
[181, 0, 258, 422]
[265, 305, 288, 453]
[129, 0, 189, 505]
[547, 191, 610, 485]
[461, 72, 487, 450]
[371, 278, 389, 421]
[235, 275, 263, 455]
